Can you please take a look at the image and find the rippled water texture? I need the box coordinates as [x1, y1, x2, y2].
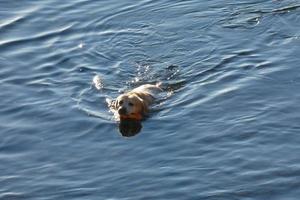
[1, 0, 300, 199]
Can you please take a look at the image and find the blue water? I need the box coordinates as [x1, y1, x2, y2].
[1, 0, 300, 199]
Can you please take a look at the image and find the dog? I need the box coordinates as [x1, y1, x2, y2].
[112, 83, 162, 120]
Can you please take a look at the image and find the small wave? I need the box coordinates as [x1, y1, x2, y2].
[0, 23, 76, 50]
[272, 4, 300, 14]
[0, 5, 40, 34]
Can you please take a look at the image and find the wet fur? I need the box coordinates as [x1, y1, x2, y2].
[113, 83, 162, 119]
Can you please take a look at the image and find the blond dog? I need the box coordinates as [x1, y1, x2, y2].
[113, 83, 162, 120]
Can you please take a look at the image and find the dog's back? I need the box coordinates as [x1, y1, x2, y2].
[131, 83, 162, 98]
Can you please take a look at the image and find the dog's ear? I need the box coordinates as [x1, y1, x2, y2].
[134, 93, 150, 117]
[140, 98, 149, 116]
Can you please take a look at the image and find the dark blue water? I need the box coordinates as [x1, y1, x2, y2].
[1, 0, 300, 199]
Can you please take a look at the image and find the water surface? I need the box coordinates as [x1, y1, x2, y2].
[1, 0, 300, 199]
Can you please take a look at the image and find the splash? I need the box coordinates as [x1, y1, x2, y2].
[93, 74, 103, 90]
[105, 97, 120, 121]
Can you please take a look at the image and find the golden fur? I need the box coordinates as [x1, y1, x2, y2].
[113, 83, 162, 119]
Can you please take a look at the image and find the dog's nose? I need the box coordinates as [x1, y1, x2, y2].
[118, 107, 127, 115]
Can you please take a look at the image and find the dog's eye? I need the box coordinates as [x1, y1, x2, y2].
[128, 102, 134, 106]
[119, 100, 123, 105]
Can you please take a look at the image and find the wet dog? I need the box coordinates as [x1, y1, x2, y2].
[112, 83, 162, 120]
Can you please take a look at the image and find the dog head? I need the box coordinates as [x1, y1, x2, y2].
[114, 93, 149, 119]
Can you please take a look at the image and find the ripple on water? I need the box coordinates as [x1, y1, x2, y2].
[1, 0, 300, 199]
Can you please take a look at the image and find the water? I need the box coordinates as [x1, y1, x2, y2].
[1, 0, 300, 199]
